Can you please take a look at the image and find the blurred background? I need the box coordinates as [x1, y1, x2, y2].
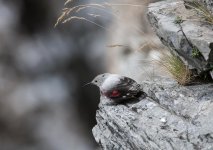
[0, 0, 164, 150]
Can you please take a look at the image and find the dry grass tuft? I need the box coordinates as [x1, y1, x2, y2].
[158, 53, 192, 85]
[55, 0, 145, 28]
[55, 3, 106, 27]
[185, 0, 213, 24]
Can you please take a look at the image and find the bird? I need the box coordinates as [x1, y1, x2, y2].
[90, 73, 145, 103]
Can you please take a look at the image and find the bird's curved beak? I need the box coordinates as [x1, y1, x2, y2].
[82, 82, 92, 87]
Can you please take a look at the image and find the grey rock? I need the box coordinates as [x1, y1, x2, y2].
[92, 78, 213, 150]
[201, 0, 213, 14]
[147, 0, 213, 76]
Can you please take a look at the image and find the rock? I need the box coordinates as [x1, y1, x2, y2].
[147, 0, 213, 77]
[92, 78, 213, 150]
[200, 0, 213, 14]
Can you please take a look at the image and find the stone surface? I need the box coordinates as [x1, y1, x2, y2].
[147, 0, 213, 76]
[201, 0, 213, 14]
[92, 78, 213, 150]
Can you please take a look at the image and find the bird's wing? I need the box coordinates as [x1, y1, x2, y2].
[106, 76, 141, 100]
[116, 76, 141, 91]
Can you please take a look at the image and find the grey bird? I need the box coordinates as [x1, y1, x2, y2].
[91, 73, 144, 103]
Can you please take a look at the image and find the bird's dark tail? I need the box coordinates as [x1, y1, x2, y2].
[136, 91, 147, 99]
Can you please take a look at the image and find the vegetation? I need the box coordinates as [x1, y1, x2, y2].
[56, 0, 213, 86]
[191, 47, 201, 58]
[55, 0, 144, 28]
[159, 53, 192, 85]
[185, 0, 213, 25]
[174, 16, 183, 24]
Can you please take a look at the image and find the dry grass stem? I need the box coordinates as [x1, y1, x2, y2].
[55, 3, 106, 27]
[55, 0, 153, 51]
[62, 16, 108, 30]
[139, 42, 161, 51]
[65, 0, 74, 6]
[103, 2, 144, 7]
[55, 1, 144, 27]
[185, 1, 213, 24]
[87, 13, 101, 18]
[106, 44, 128, 48]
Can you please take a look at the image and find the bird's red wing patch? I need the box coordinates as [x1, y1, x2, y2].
[110, 90, 121, 97]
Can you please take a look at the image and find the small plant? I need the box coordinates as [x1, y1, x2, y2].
[159, 53, 192, 85]
[191, 47, 201, 58]
[174, 16, 183, 24]
[209, 64, 213, 72]
[185, 0, 213, 25]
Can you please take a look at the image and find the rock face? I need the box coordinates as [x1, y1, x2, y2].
[201, 0, 213, 14]
[92, 78, 213, 150]
[147, 0, 213, 77]
[92, 1, 213, 149]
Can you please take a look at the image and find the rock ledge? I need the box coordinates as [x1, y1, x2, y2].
[92, 78, 213, 150]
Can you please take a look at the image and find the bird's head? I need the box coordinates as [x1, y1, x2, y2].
[91, 73, 109, 87]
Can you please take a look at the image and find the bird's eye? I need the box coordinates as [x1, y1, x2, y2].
[102, 75, 105, 77]
[95, 80, 97, 82]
